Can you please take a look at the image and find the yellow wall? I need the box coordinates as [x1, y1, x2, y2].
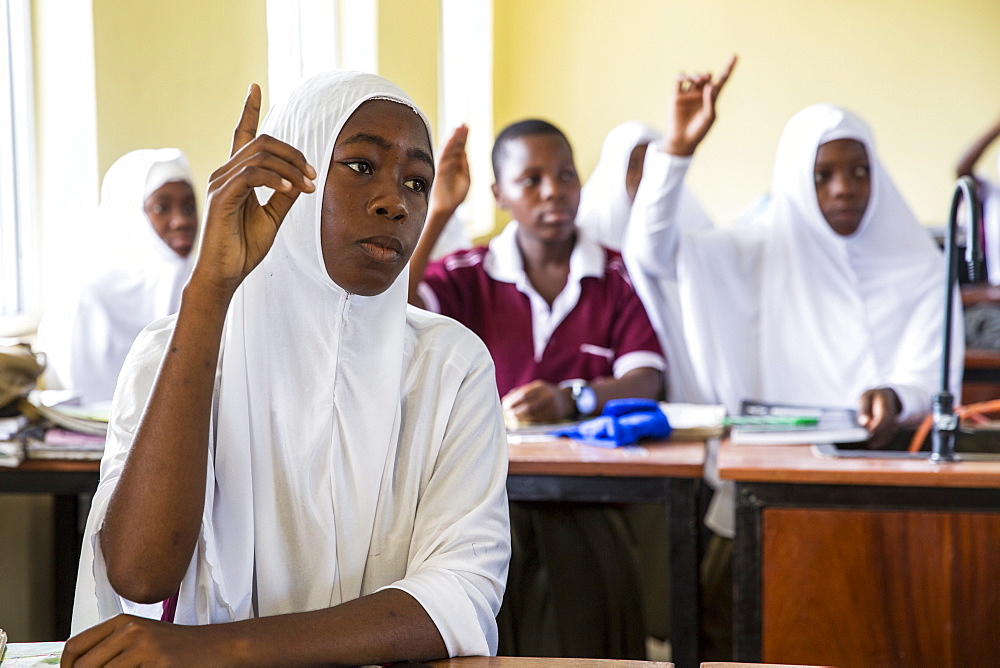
[92, 0, 269, 198]
[494, 0, 1000, 226]
[378, 0, 440, 141]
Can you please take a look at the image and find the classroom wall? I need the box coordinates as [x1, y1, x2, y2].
[91, 0, 269, 199]
[493, 0, 1000, 227]
[378, 0, 440, 140]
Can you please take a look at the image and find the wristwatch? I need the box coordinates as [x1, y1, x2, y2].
[561, 379, 598, 417]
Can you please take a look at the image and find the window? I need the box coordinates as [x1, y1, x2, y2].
[0, 0, 38, 323]
[266, 0, 377, 105]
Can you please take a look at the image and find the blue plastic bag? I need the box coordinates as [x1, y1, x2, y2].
[550, 398, 672, 448]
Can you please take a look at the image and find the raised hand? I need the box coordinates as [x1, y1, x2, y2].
[193, 83, 318, 297]
[664, 54, 737, 156]
[429, 124, 471, 219]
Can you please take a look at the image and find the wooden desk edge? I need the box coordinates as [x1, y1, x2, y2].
[508, 439, 705, 478]
[718, 442, 1000, 488]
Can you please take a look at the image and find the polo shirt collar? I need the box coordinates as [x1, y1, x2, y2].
[484, 221, 607, 287]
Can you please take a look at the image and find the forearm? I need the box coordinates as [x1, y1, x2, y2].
[408, 204, 456, 307]
[957, 118, 1000, 177]
[592, 367, 663, 409]
[201, 588, 446, 666]
[101, 277, 233, 603]
[624, 151, 692, 277]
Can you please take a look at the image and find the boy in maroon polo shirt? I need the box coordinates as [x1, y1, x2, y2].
[408, 120, 664, 423]
[408, 120, 665, 659]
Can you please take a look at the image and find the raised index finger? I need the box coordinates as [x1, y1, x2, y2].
[716, 54, 738, 91]
[231, 83, 262, 158]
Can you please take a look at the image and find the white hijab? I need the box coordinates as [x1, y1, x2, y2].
[205, 71, 433, 619]
[40, 149, 195, 403]
[578, 121, 712, 251]
[582, 121, 712, 401]
[680, 104, 959, 415]
[984, 152, 1000, 286]
[75, 73, 510, 655]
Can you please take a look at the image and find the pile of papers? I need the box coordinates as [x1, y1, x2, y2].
[0, 412, 27, 467]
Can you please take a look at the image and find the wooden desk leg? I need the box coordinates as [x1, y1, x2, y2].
[53, 494, 82, 640]
[732, 483, 763, 662]
[669, 478, 701, 668]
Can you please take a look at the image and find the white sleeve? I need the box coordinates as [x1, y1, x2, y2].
[887, 285, 964, 424]
[381, 340, 510, 657]
[624, 150, 694, 280]
[71, 318, 176, 634]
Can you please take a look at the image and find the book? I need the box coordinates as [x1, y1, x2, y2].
[729, 399, 870, 446]
[659, 402, 727, 440]
[24, 426, 105, 461]
[23, 401, 109, 437]
[0, 641, 64, 665]
[0, 436, 23, 467]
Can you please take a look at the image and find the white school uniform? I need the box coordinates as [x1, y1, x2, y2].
[72, 71, 511, 657]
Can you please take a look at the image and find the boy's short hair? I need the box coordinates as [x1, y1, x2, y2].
[492, 119, 571, 181]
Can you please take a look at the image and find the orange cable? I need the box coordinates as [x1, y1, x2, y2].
[908, 399, 1000, 452]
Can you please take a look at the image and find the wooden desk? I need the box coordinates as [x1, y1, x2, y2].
[3, 439, 709, 665]
[720, 442, 1000, 667]
[507, 439, 706, 668]
[0, 459, 100, 639]
[428, 658, 673, 667]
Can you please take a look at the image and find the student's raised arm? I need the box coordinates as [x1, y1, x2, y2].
[97, 84, 317, 604]
[408, 124, 470, 308]
[662, 55, 736, 157]
[625, 56, 736, 277]
[956, 113, 1000, 179]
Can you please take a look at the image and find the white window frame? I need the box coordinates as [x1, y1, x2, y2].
[266, 0, 377, 106]
[440, 0, 494, 239]
[0, 0, 38, 328]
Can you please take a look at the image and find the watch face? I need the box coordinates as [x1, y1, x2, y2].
[577, 386, 598, 416]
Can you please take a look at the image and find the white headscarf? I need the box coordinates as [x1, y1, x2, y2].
[578, 121, 711, 251]
[74, 72, 509, 656]
[983, 152, 1000, 286]
[40, 149, 195, 403]
[680, 104, 961, 416]
[583, 122, 713, 401]
[209, 71, 432, 618]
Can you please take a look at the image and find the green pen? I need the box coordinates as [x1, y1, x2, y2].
[724, 415, 820, 426]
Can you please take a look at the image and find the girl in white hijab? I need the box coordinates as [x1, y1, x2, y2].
[40, 148, 198, 404]
[628, 60, 964, 660]
[67, 71, 510, 665]
[578, 120, 714, 402]
[625, 62, 963, 444]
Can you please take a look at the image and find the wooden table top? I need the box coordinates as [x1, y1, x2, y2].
[4, 438, 705, 480]
[962, 282, 1000, 306]
[718, 441, 1000, 488]
[508, 438, 705, 478]
[427, 658, 673, 667]
[4, 458, 100, 474]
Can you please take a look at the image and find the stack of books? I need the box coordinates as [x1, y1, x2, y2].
[22, 398, 109, 461]
[0, 412, 28, 467]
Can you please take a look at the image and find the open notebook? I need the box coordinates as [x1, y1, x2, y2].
[729, 399, 869, 446]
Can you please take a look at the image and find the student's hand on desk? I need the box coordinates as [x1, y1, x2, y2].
[61, 614, 240, 667]
[858, 387, 901, 449]
[428, 124, 471, 220]
[663, 54, 736, 157]
[194, 83, 317, 297]
[502, 380, 574, 423]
